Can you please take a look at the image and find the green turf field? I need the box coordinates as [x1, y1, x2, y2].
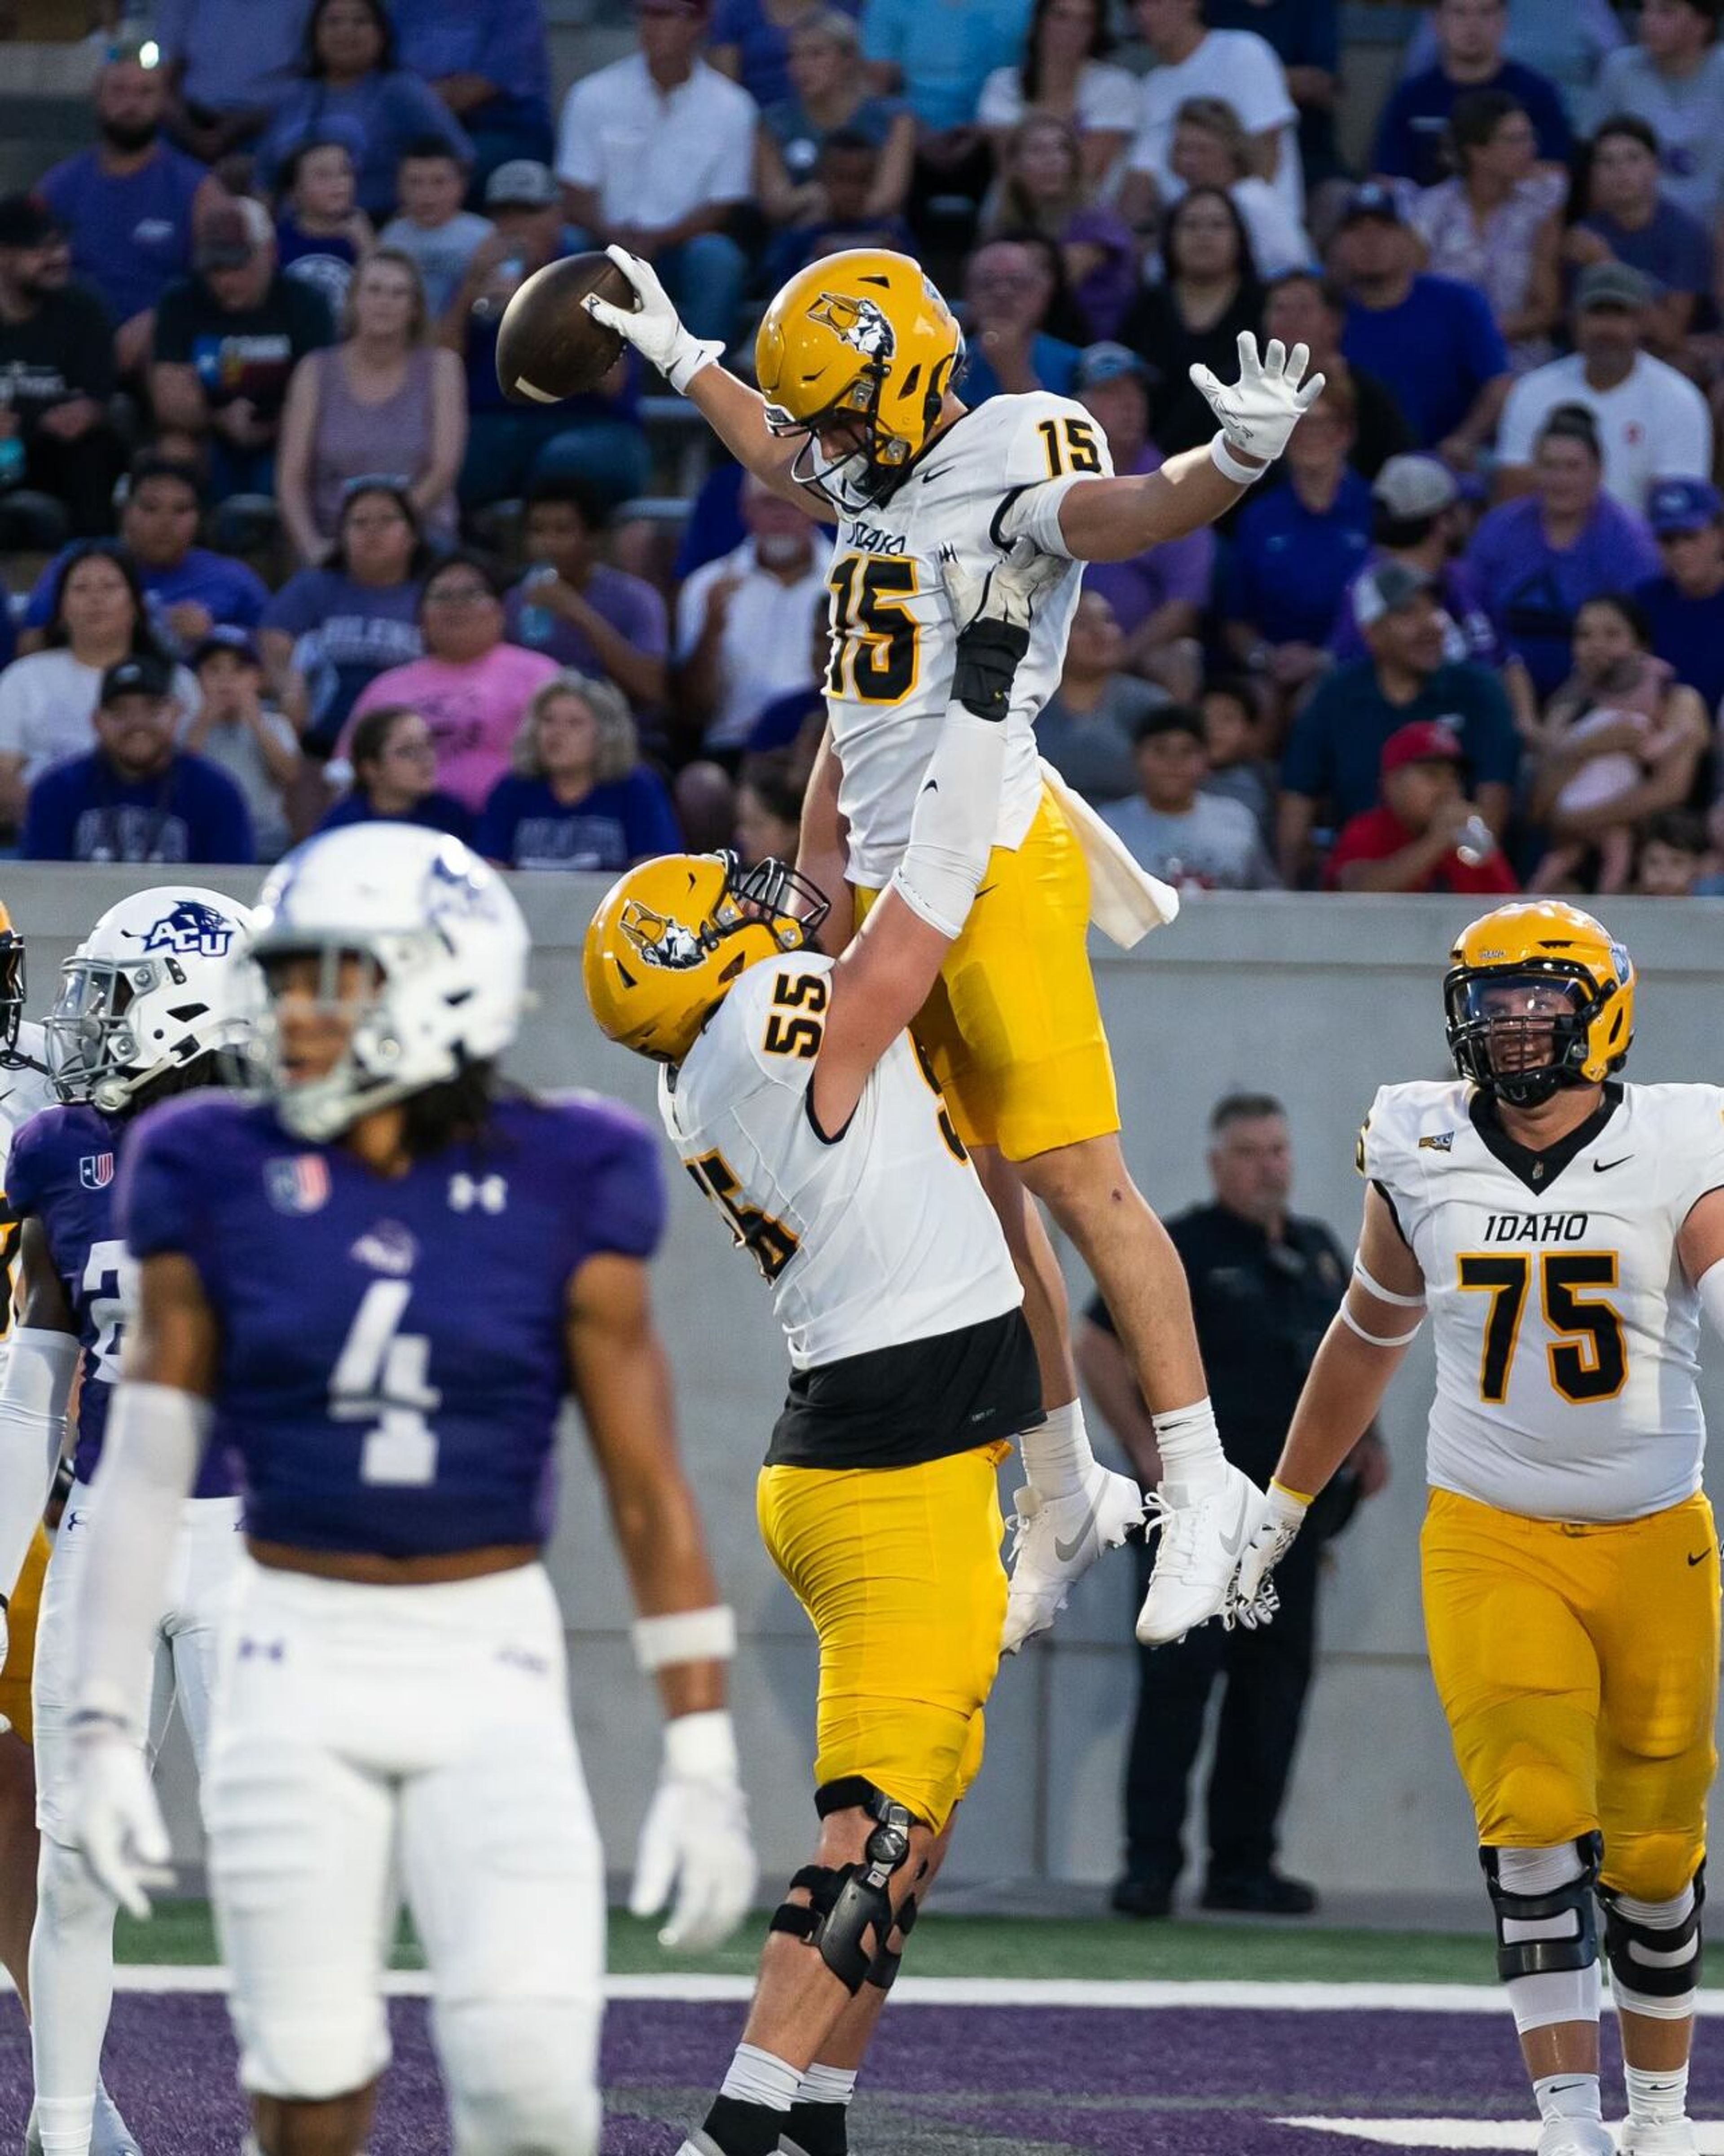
[114, 1901, 1494, 1985]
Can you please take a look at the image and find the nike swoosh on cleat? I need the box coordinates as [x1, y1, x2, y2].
[1592, 1155, 1632, 1172]
[1054, 1493, 1104, 1565]
[1217, 1487, 1251, 1558]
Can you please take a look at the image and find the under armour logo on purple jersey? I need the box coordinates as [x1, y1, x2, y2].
[449, 1173, 507, 1214]
[79, 1153, 114, 1190]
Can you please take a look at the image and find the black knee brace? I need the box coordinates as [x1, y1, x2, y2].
[1480, 1833, 1602, 1982]
[1600, 1862, 1705, 2008]
[865, 1890, 918, 1993]
[770, 1780, 918, 1995]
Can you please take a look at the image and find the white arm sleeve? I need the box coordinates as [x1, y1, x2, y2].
[997, 476, 1086, 560]
[72, 1382, 208, 1731]
[0, 1327, 79, 1604]
[1698, 1258, 1724, 1343]
[887, 709, 1007, 938]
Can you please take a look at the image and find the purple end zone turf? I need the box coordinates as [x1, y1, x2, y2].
[0, 1997, 1717, 2152]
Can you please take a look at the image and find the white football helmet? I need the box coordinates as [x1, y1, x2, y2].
[248, 824, 530, 1142]
[47, 886, 261, 1114]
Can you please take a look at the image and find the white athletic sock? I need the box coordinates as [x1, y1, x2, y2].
[1018, 1399, 1095, 1500]
[31, 1838, 119, 2156]
[1625, 2061, 1690, 2125]
[796, 2064, 858, 2108]
[719, 2043, 801, 2113]
[1152, 1397, 1226, 1499]
[1534, 2072, 1603, 2125]
[33, 2099, 95, 2156]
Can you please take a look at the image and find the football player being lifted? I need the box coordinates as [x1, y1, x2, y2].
[583, 244, 1322, 1651]
[1237, 903, 1724, 2156]
[587, 544, 1065, 2156]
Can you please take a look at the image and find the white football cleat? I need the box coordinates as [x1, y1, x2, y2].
[1135, 1461, 1267, 1647]
[1001, 1463, 1144, 1653]
[1537, 2119, 1614, 2156]
[1617, 2121, 1700, 2154]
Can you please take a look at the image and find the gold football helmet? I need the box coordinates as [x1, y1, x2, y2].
[1444, 901, 1634, 1107]
[756, 249, 963, 510]
[0, 900, 25, 1063]
[584, 853, 830, 1064]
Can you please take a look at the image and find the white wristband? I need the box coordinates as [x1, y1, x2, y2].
[1353, 1259, 1427, 1309]
[664, 1706, 739, 1782]
[632, 1604, 737, 1671]
[1210, 432, 1266, 487]
[666, 334, 725, 397]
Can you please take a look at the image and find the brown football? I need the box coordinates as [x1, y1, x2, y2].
[495, 252, 633, 406]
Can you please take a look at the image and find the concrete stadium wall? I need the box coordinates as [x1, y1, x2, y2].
[14, 869, 1724, 1910]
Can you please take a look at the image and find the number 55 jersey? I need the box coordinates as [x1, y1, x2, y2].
[1361, 1078, 1724, 1522]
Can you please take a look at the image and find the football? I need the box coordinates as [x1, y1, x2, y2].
[495, 251, 633, 406]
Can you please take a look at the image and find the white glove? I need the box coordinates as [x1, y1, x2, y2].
[1231, 1481, 1311, 1630]
[1191, 333, 1325, 471]
[630, 1709, 756, 1951]
[67, 1719, 172, 1920]
[581, 245, 724, 396]
[0, 1602, 10, 1737]
[937, 535, 1068, 637]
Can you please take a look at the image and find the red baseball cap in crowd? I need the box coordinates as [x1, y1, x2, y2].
[1381, 719, 1465, 775]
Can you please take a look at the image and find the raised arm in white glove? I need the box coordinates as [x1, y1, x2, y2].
[581, 245, 724, 396]
[1191, 333, 1325, 484]
[630, 1708, 757, 1952]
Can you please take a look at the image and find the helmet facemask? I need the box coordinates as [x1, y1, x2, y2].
[0, 927, 26, 1066]
[767, 368, 913, 514]
[254, 932, 469, 1143]
[47, 948, 246, 1114]
[1444, 966, 1601, 1109]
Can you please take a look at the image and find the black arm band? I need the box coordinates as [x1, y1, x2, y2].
[950, 621, 1031, 721]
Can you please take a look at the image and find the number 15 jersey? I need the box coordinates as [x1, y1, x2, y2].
[822, 392, 1111, 888]
[1363, 1078, 1724, 1522]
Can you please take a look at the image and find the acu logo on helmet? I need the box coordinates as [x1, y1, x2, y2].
[127, 899, 235, 958]
[808, 293, 896, 362]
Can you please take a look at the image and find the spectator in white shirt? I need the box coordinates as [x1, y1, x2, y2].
[1118, 0, 1302, 231]
[556, 0, 753, 342]
[1495, 259, 1712, 510]
[1166, 96, 1313, 277]
[0, 546, 198, 829]
[1589, 0, 1724, 223]
[674, 474, 829, 756]
[975, 0, 1139, 189]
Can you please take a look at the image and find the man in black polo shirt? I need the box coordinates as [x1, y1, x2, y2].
[1080, 1091, 1387, 1918]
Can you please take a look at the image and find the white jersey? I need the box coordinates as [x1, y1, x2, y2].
[1363, 1078, 1724, 1522]
[660, 955, 1021, 1370]
[822, 391, 1111, 887]
[0, 1023, 55, 1359]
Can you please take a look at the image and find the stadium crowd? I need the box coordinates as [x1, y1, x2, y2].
[0, 0, 1721, 893]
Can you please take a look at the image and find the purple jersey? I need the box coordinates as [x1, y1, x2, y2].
[117, 1091, 664, 1557]
[5, 1101, 235, 1496]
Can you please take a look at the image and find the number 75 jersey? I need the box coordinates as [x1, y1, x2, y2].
[1362, 1078, 1724, 1522]
[823, 391, 1111, 889]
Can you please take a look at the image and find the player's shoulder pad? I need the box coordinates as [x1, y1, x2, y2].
[1357, 1079, 1469, 1185]
[520, 1087, 657, 1168]
[707, 950, 836, 1086]
[5, 1099, 108, 1212]
[1627, 1080, 1724, 1165]
[979, 389, 1116, 488]
[531, 1089, 667, 1261]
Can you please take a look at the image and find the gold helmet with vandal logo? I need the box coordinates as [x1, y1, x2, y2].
[756, 250, 963, 511]
[583, 853, 830, 1064]
[1443, 901, 1635, 1108]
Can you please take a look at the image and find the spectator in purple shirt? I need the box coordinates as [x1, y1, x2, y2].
[22, 652, 254, 864]
[387, 0, 555, 185]
[1465, 402, 1661, 698]
[1570, 114, 1713, 362]
[1073, 342, 1213, 697]
[503, 476, 669, 716]
[1372, 0, 1570, 190]
[475, 672, 681, 870]
[23, 453, 269, 659]
[39, 56, 224, 381]
[1331, 453, 1508, 669]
